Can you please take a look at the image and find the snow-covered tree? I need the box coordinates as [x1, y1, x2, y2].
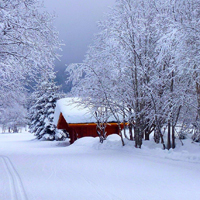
[67, 0, 200, 148]
[0, 101, 27, 132]
[0, 87, 28, 132]
[29, 76, 66, 141]
[152, 0, 200, 146]
[0, 0, 61, 121]
[67, 0, 158, 147]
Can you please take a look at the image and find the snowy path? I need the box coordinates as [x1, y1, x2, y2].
[0, 156, 27, 200]
[0, 132, 200, 200]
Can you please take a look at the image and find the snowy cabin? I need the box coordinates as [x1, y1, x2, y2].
[54, 98, 124, 144]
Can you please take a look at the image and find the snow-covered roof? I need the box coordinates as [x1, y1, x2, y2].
[54, 98, 97, 125]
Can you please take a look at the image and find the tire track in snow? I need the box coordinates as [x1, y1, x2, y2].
[1, 156, 28, 200]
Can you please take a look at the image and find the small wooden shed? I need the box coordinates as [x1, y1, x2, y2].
[54, 98, 124, 144]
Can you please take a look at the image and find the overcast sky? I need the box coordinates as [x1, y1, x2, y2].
[43, 0, 116, 69]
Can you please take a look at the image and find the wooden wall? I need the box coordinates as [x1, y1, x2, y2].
[57, 113, 123, 144]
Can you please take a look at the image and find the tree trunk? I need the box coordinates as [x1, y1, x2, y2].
[134, 127, 139, 148]
[167, 70, 174, 150]
[172, 125, 175, 149]
[144, 128, 150, 140]
[134, 118, 142, 148]
[119, 129, 125, 146]
[129, 123, 134, 141]
[13, 125, 18, 133]
[123, 121, 128, 139]
[196, 82, 200, 118]
[154, 127, 160, 143]
[160, 132, 166, 150]
[116, 122, 125, 146]
[167, 120, 171, 150]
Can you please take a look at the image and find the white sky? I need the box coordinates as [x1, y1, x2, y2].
[43, 0, 116, 67]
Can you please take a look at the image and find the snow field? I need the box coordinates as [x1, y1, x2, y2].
[0, 131, 199, 200]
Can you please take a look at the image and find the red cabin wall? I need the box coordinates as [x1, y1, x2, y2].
[56, 113, 123, 144]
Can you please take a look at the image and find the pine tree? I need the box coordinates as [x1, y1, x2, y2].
[29, 78, 66, 140]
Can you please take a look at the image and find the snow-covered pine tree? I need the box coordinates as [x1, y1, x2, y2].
[29, 77, 66, 141]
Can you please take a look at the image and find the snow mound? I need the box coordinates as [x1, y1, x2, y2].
[72, 136, 99, 147]
[69, 134, 123, 150]
[69, 134, 200, 164]
[106, 134, 121, 141]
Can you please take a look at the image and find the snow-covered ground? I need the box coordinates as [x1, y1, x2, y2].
[0, 130, 199, 200]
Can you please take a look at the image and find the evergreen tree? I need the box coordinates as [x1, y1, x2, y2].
[29, 77, 66, 140]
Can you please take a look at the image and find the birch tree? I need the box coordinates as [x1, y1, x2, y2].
[67, 0, 158, 147]
[67, 0, 200, 148]
[154, 0, 200, 147]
